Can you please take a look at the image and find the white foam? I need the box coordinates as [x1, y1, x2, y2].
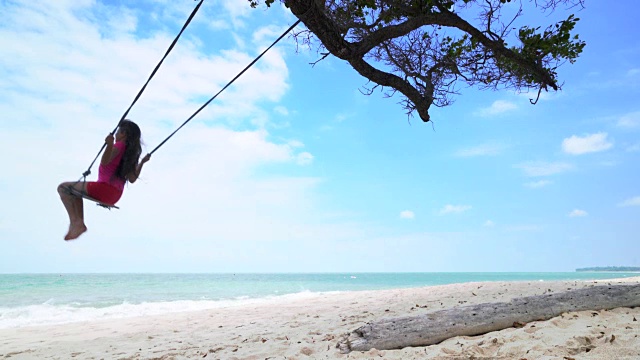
[0, 290, 335, 329]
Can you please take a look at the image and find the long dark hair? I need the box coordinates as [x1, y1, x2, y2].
[115, 119, 142, 181]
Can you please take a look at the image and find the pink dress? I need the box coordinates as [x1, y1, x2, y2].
[86, 141, 126, 204]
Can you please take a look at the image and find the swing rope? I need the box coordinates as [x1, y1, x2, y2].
[70, 1, 300, 209]
[149, 19, 301, 156]
[80, 0, 204, 182]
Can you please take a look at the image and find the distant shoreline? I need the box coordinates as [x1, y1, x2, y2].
[576, 267, 640, 273]
[576, 271, 640, 273]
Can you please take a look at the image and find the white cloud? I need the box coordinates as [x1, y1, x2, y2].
[628, 68, 640, 76]
[439, 205, 472, 215]
[0, 3, 292, 131]
[617, 111, 640, 129]
[562, 132, 613, 155]
[514, 162, 573, 177]
[287, 140, 304, 148]
[400, 210, 415, 220]
[220, 0, 252, 27]
[483, 220, 495, 227]
[524, 180, 552, 188]
[454, 143, 506, 157]
[274, 106, 289, 116]
[618, 196, 640, 207]
[296, 152, 314, 165]
[0, 1, 336, 254]
[476, 100, 517, 117]
[568, 209, 588, 217]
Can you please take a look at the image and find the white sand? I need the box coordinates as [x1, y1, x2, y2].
[1, 277, 639, 360]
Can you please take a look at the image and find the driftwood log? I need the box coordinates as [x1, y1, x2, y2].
[337, 283, 640, 353]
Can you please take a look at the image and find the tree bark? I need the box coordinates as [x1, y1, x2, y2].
[337, 283, 640, 353]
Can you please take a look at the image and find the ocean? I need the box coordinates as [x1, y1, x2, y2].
[1, 272, 637, 329]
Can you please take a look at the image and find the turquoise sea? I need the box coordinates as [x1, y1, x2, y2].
[1, 272, 637, 329]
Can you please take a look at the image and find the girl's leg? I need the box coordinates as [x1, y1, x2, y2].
[57, 181, 88, 240]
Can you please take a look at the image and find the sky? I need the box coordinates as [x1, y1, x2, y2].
[0, 0, 638, 273]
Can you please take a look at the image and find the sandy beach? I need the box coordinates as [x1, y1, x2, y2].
[1, 277, 639, 360]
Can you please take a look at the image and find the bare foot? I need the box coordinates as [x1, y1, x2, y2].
[64, 223, 87, 241]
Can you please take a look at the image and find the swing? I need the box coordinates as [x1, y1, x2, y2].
[68, 0, 300, 210]
[64, 186, 119, 210]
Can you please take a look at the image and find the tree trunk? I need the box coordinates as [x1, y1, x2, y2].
[337, 283, 640, 353]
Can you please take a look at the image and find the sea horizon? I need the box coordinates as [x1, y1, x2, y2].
[2, 272, 638, 329]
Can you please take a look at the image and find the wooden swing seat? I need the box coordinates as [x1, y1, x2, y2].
[65, 186, 119, 210]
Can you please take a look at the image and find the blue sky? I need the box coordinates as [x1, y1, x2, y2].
[1, 0, 638, 273]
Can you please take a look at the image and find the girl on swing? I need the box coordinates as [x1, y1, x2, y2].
[57, 119, 151, 241]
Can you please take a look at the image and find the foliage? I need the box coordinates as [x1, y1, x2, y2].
[248, 0, 586, 122]
[576, 267, 640, 272]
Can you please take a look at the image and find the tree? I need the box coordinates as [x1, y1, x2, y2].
[249, 0, 586, 122]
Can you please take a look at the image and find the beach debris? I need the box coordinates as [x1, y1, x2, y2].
[634, 316, 637, 321]
[513, 321, 526, 328]
[300, 347, 313, 356]
[610, 334, 616, 343]
[336, 283, 640, 353]
[472, 292, 477, 296]
[322, 334, 336, 341]
[366, 348, 384, 357]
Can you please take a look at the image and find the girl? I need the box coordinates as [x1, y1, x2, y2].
[57, 119, 151, 241]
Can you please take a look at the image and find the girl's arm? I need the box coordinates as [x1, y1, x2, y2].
[100, 133, 120, 165]
[128, 153, 151, 183]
